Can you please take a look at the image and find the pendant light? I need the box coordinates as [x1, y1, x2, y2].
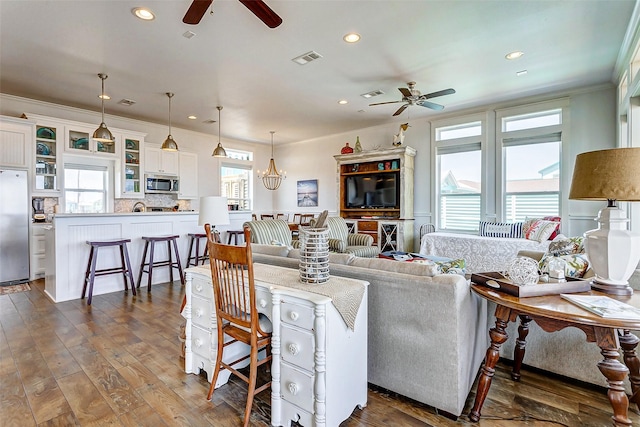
[258, 131, 286, 190]
[212, 106, 227, 157]
[161, 92, 179, 151]
[92, 73, 114, 143]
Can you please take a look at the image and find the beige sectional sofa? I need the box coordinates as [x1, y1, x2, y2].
[250, 244, 489, 418]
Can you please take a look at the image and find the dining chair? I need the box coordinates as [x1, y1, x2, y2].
[300, 213, 315, 226]
[260, 214, 274, 220]
[292, 213, 302, 224]
[204, 225, 272, 427]
[276, 213, 289, 221]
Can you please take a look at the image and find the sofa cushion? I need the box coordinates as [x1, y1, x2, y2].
[286, 248, 355, 265]
[349, 256, 438, 277]
[478, 221, 523, 238]
[251, 243, 291, 258]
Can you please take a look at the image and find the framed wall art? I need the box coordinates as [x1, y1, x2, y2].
[297, 179, 318, 207]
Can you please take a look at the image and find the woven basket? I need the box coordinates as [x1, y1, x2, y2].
[299, 227, 330, 284]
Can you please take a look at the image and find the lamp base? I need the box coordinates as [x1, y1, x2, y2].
[590, 279, 634, 296]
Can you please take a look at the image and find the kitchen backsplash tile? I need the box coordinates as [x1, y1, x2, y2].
[115, 195, 192, 212]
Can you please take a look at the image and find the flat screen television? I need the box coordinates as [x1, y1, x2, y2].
[344, 171, 399, 208]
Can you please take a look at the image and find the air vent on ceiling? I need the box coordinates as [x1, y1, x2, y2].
[202, 119, 217, 124]
[183, 31, 196, 39]
[118, 99, 136, 106]
[361, 90, 384, 99]
[292, 51, 323, 65]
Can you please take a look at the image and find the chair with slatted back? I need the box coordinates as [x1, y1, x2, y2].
[292, 213, 302, 224]
[204, 225, 272, 427]
[300, 213, 315, 226]
[275, 213, 289, 221]
[260, 214, 274, 220]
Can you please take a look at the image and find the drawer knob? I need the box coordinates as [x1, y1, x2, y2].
[195, 338, 203, 348]
[288, 343, 300, 355]
[259, 299, 267, 308]
[195, 283, 203, 292]
[288, 382, 299, 395]
[195, 308, 203, 317]
[289, 311, 299, 321]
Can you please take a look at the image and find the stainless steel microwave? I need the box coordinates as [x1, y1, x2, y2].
[145, 174, 179, 194]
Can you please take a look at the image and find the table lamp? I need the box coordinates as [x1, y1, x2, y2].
[568, 147, 640, 295]
[198, 196, 230, 241]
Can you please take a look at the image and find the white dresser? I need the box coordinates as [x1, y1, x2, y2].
[183, 264, 368, 427]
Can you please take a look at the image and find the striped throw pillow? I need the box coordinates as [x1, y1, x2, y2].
[478, 221, 524, 238]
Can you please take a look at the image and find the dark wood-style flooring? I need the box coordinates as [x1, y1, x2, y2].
[1, 278, 639, 426]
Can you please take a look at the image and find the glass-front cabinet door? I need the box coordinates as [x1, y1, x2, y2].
[65, 125, 118, 157]
[34, 124, 60, 193]
[115, 131, 146, 199]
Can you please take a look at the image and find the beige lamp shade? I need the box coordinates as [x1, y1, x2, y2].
[569, 147, 640, 202]
[198, 196, 230, 226]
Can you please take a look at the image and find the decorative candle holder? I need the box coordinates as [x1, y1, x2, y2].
[299, 227, 330, 284]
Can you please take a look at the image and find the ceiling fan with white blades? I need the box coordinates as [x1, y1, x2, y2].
[183, 0, 282, 28]
[369, 81, 456, 116]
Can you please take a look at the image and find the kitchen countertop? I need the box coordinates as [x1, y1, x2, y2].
[52, 210, 250, 218]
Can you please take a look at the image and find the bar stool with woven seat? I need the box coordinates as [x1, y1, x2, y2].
[83, 238, 136, 305]
[186, 233, 209, 267]
[137, 235, 185, 291]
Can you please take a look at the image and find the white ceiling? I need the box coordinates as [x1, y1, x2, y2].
[0, 0, 635, 145]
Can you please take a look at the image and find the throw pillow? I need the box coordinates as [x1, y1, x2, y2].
[539, 253, 590, 278]
[523, 217, 561, 240]
[524, 219, 560, 242]
[434, 258, 466, 275]
[478, 221, 523, 238]
[548, 236, 585, 256]
[542, 216, 562, 240]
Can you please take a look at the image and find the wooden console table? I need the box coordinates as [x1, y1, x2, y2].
[183, 264, 369, 426]
[470, 284, 640, 427]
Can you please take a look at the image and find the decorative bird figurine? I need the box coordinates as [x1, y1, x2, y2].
[392, 123, 410, 146]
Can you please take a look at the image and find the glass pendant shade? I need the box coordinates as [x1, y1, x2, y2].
[161, 92, 179, 151]
[212, 106, 227, 157]
[93, 74, 114, 143]
[259, 131, 286, 190]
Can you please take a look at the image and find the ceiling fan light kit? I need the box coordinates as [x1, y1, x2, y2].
[212, 106, 227, 158]
[258, 131, 286, 190]
[369, 81, 455, 116]
[92, 73, 114, 144]
[161, 92, 179, 151]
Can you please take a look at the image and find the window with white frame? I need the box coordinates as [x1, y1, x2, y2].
[499, 107, 563, 222]
[64, 164, 108, 213]
[221, 149, 253, 210]
[434, 119, 484, 232]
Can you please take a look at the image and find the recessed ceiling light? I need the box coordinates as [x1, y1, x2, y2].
[98, 94, 111, 100]
[361, 90, 384, 98]
[338, 100, 348, 105]
[188, 115, 197, 120]
[343, 33, 361, 43]
[505, 51, 524, 60]
[516, 70, 528, 76]
[132, 7, 155, 21]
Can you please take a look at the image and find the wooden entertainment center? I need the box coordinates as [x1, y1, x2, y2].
[334, 146, 416, 252]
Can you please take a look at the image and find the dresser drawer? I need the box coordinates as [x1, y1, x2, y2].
[280, 400, 313, 427]
[191, 295, 212, 329]
[281, 363, 314, 412]
[281, 299, 314, 330]
[358, 220, 378, 231]
[191, 276, 212, 299]
[281, 325, 314, 372]
[190, 324, 212, 359]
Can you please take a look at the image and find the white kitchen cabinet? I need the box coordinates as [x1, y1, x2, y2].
[115, 132, 146, 199]
[30, 223, 50, 279]
[178, 151, 198, 199]
[183, 265, 368, 427]
[0, 115, 34, 170]
[32, 117, 63, 195]
[144, 144, 178, 175]
[64, 124, 119, 158]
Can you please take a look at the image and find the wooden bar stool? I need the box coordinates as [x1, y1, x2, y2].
[186, 233, 209, 267]
[227, 230, 245, 245]
[137, 235, 185, 291]
[83, 239, 136, 305]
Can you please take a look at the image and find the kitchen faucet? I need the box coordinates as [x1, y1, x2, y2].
[132, 201, 146, 212]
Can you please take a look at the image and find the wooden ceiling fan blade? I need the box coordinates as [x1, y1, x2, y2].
[423, 88, 456, 99]
[239, 0, 283, 28]
[419, 100, 445, 111]
[398, 87, 412, 98]
[393, 104, 409, 116]
[183, 0, 213, 24]
[369, 100, 403, 106]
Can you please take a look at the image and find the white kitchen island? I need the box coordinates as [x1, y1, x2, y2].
[44, 211, 250, 303]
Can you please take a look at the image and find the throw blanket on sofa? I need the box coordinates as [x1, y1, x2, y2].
[420, 232, 551, 274]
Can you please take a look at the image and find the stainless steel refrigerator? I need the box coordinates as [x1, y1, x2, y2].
[0, 169, 29, 285]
